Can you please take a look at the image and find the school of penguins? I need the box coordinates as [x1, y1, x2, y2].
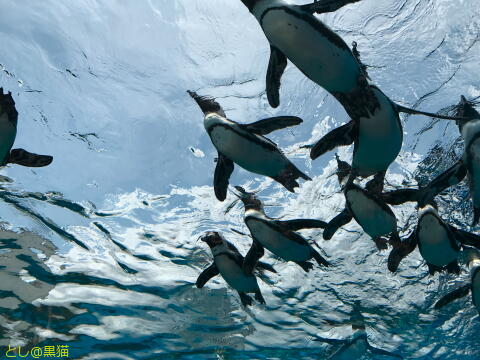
[188, 0, 480, 332]
[0, 0, 479, 356]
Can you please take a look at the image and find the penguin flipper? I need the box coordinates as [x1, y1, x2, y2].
[434, 284, 471, 309]
[449, 226, 480, 249]
[301, 0, 362, 14]
[419, 160, 466, 205]
[310, 121, 356, 160]
[273, 219, 328, 231]
[382, 188, 421, 205]
[243, 240, 265, 276]
[196, 264, 219, 288]
[323, 208, 353, 240]
[368, 345, 403, 359]
[213, 153, 234, 201]
[7, 149, 53, 167]
[387, 232, 417, 272]
[266, 46, 287, 108]
[244, 116, 302, 135]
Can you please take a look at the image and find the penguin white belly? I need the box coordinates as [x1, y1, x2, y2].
[417, 215, 458, 267]
[353, 92, 402, 177]
[215, 255, 258, 293]
[246, 219, 311, 262]
[333, 336, 368, 360]
[346, 190, 396, 238]
[209, 126, 287, 177]
[0, 113, 16, 164]
[260, 9, 359, 93]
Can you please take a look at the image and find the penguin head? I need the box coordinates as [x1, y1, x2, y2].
[234, 186, 263, 211]
[240, 0, 256, 11]
[455, 95, 479, 131]
[0, 88, 18, 125]
[187, 91, 225, 117]
[201, 231, 224, 248]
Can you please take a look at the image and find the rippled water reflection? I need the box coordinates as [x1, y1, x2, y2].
[0, 0, 479, 358]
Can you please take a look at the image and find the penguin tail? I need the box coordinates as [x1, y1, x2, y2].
[187, 90, 225, 116]
[274, 165, 310, 192]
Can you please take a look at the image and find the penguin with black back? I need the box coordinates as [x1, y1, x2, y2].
[188, 91, 310, 201]
[196, 231, 277, 307]
[0, 88, 52, 168]
[234, 186, 330, 273]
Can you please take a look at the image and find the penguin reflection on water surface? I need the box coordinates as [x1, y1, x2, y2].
[234, 186, 330, 273]
[0, 88, 52, 168]
[314, 302, 403, 359]
[196, 231, 276, 307]
[188, 91, 310, 201]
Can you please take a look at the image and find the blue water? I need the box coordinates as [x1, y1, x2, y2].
[0, 0, 479, 359]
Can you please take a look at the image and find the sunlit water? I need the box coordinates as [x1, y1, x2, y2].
[0, 0, 479, 359]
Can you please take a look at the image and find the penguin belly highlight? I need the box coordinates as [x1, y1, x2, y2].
[417, 214, 458, 268]
[0, 112, 16, 165]
[352, 90, 402, 177]
[246, 219, 311, 262]
[215, 254, 259, 293]
[346, 189, 396, 238]
[207, 122, 288, 177]
[259, 7, 360, 94]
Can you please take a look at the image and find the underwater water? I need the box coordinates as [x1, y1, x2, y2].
[0, 0, 480, 358]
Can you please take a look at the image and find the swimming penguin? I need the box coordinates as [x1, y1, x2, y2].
[323, 155, 400, 251]
[434, 249, 480, 315]
[188, 91, 310, 201]
[240, 0, 364, 108]
[308, 85, 473, 186]
[387, 201, 480, 274]
[394, 97, 480, 226]
[233, 186, 330, 273]
[0, 88, 52, 168]
[196, 231, 276, 306]
[314, 301, 403, 359]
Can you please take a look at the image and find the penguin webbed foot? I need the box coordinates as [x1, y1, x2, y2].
[387, 234, 416, 273]
[238, 292, 254, 307]
[254, 290, 266, 305]
[446, 261, 461, 275]
[373, 236, 388, 251]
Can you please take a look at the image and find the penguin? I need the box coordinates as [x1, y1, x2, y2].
[240, 0, 364, 108]
[323, 155, 400, 251]
[240, 0, 472, 126]
[434, 250, 480, 315]
[382, 96, 480, 225]
[387, 201, 480, 274]
[0, 88, 52, 168]
[188, 91, 310, 201]
[196, 231, 277, 307]
[314, 301, 403, 359]
[233, 186, 330, 273]
[307, 85, 473, 186]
